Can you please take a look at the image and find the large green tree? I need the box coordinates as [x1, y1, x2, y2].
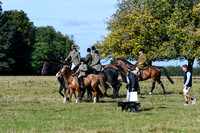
[96, 0, 200, 71]
[95, 0, 174, 64]
[31, 26, 74, 74]
[0, 9, 36, 74]
[167, 0, 200, 72]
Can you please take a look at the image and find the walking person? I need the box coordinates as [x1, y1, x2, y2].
[182, 65, 196, 106]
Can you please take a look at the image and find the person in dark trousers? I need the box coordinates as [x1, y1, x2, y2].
[127, 68, 141, 112]
[182, 65, 196, 106]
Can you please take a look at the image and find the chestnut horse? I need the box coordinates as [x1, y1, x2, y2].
[61, 65, 105, 103]
[116, 58, 174, 95]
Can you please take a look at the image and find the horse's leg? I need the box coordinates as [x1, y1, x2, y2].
[58, 77, 67, 102]
[87, 88, 93, 102]
[59, 83, 64, 97]
[111, 83, 119, 99]
[62, 77, 70, 102]
[116, 82, 122, 97]
[69, 88, 73, 103]
[76, 87, 84, 102]
[73, 90, 78, 103]
[93, 87, 98, 103]
[149, 79, 156, 95]
[157, 79, 166, 95]
[81, 88, 86, 100]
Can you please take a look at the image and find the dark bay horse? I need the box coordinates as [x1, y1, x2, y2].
[116, 58, 174, 95]
[41, 59, 68, 99]
[41, 59, 64, 75]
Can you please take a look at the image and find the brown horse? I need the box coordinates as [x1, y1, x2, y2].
[103, 64, 118, 70]
[116, 58, 174, 95]
[61, 65, 105, 103]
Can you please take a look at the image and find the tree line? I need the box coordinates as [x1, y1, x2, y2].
[0, 2, 74, 75]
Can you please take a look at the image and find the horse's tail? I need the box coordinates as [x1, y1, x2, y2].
[160, 67, 174, 84]
[97, 75, 106, 94]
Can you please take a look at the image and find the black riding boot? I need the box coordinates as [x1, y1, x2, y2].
[78, 78, 81, 86]
[80, 77, 85, 87]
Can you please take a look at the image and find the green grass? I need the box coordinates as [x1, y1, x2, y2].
[0, 76, 200, 133]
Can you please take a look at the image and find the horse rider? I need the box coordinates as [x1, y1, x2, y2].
[133, 48, 148, 76]
[90, 50, 104, 73]
[91, 46, 96, 63]
[65, 44, 81, 72]
[75, 58, 88, 87]
[85, 48, 92, 65]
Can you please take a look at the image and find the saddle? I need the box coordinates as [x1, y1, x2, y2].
[76, 75, 86, 87]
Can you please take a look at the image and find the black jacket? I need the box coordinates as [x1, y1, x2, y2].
[127, 71, 140, 93]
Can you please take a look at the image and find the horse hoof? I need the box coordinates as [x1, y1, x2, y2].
[149, 92, 152, 95]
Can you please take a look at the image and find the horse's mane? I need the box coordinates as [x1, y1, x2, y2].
[117, 58, 132, 65]
[44, 58, 60, 62]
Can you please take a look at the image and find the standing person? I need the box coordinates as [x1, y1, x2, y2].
[75, 58, 88, 87]
[127, 68, 140, 95]
[90, 50, 104, 73]
[133, 48, 148, 76]
[91, 46, 96, 63]
[127, 68, 140, 112]
[65, 44, 81, 72]
[85, 48, 92, 65]
[182, 65, 196, 106]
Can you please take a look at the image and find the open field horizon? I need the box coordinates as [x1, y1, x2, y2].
[0, 76, 200, 132]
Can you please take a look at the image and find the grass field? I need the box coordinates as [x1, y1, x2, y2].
[0, 76, 200, 133]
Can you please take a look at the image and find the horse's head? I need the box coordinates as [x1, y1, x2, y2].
[116, 58, 137, 74]
[115, 58, 124, 67]
[41, 60, 50, 75]
[41, 59, 63, 75]
[61, 65, 72, 77]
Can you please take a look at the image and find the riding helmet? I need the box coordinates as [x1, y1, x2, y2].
[94, 50, 99, 54]
[80, 58, 85, 62]
[87, 48, 91, 52]
[91, 46, 96, 51]
[139, 48, 145, 52]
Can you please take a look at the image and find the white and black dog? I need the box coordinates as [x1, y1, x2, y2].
[118, 102, 141, 112]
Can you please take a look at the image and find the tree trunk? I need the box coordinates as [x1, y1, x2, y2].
[187, 58, 194, 74]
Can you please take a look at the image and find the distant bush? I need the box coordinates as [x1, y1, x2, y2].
[161, 66, 200, 76]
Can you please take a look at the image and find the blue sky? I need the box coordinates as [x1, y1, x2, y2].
[1, 0, 198, 67]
